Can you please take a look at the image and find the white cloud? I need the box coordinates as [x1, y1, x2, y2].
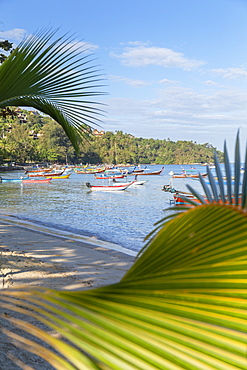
[110, 45, 205, 70]
[212, 67, 247, 79]
[0, 28, 27, 44]
[124, 41, 150, 46]
[108, 74, 149, 87]
[158, 78, 178, 85]
[103, 87, 247, 146]
[204, 80, 218, 86]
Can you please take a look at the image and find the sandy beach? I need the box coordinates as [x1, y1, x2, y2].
[0, 215, 135, 369]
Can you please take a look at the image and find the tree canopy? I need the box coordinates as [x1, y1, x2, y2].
[0, 109, 223, 165]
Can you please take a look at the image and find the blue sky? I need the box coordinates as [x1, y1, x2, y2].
[1, 0, 247, 158]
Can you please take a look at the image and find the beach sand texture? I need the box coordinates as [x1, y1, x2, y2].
[0, 218, 135, 369]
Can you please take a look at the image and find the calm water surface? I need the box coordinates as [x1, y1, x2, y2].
[0, 164, 205, 253]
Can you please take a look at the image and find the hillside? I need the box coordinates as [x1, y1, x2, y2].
[0, 109, 223, 165]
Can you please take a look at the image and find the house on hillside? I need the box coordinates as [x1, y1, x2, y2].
[93, 129, 105, 137]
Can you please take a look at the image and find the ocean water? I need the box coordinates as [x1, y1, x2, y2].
[0, 164, 206, 253]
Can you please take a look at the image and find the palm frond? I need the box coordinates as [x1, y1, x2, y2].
[223, 140, 233, 204]
[0, 28, 106, 151]
[170, 132, 246, 210]
[214, 151, 226, 203]
[234, 131, 241, 206]
[241, 144, 247, 209]
[2, 204, 247, 369]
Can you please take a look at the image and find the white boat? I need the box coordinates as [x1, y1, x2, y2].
[112, 180, 147, 187]
[130, 180, 147, 186]
[86, 181, 134, 191]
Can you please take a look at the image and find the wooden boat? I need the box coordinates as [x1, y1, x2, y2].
[132, 169, 145, 173]
[43, 170, 65, 177]
[133, 167, 164, 176]
[25, 168, 52, 174]
[130, 180, 147, 186]
[187, 173, 207, 178]
[113, 180, 147, 187]
[171, 172, 207, 179]
[27, 170, 65, 177]
[86, 181, 134, 191]
[0, 177, 24, 183]
[48, 174, 71, 179]
[94, 174, 126, 179]
[173, 192, 242, 207]
[75, 168, 105, 174]
[22, 177, 52, 183]
[171, 173, 187, 178]
[173, 193, 204, 206]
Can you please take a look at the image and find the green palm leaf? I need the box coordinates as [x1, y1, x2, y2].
[2, 203, 247, 369]
[0, 28, 105, 151]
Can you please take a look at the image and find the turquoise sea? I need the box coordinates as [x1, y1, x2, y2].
[0, 164, 206, 254]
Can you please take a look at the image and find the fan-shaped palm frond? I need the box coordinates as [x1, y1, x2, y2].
[182, 131, 246, 209]
[2, 202, 247, 369]
[0, 28, 106, 151]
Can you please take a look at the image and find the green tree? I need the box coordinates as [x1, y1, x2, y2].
[4, 121, 37, 163]
[37, 120, 75, 163]
[0, 39, 13, 64]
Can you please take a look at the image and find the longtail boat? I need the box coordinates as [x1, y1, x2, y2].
[48, 174, 71, 179]
[25, 168, 52, 174]
[173, 192, 242, 207]
[75, 168, 105, 174]
[0, 177, 25, 183]
[132, 167, 164, 176]
[94, 174, 126, 179]
[85, 181, 134, 191]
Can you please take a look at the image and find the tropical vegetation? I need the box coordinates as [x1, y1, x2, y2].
[0, 109, 223, 165]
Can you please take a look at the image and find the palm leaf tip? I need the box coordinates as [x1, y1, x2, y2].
[0, 28, 106, 151]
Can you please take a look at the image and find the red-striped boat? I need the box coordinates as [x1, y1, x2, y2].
[86, 181, 134, 191]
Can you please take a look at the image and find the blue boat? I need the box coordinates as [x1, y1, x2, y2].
[0, 177, 28, 183]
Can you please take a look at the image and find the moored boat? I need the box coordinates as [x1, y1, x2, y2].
[75, 168, 105, 174]
[27, 170, 65, 177]
[0, 177, 26, 183]
[169, 171, 207, 178]
[113, 180, 147, 187]
[48, 174, 71, 179]
[24, 168, 52, 174]
[22, 178, 52, 183]
[133, 167, 164, 176]
[173, 192, 242, 207]
[85, 181, 134, 191]
[94, 174, 126, 179]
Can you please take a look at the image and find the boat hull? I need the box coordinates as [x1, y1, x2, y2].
[94, 174, 125, 179]
[172, 173, 207, 179]
[132, 167, 164, 176]
[22, 178, 52, 183]
[48, 174, 71, 179]
[86, 181, 134, 191]
[1, 178, 24, 183]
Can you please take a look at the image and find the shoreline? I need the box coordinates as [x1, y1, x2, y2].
[0, 215, 136, 291]
[0, 215, 136, 369]
[0, 213, 137, 257]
